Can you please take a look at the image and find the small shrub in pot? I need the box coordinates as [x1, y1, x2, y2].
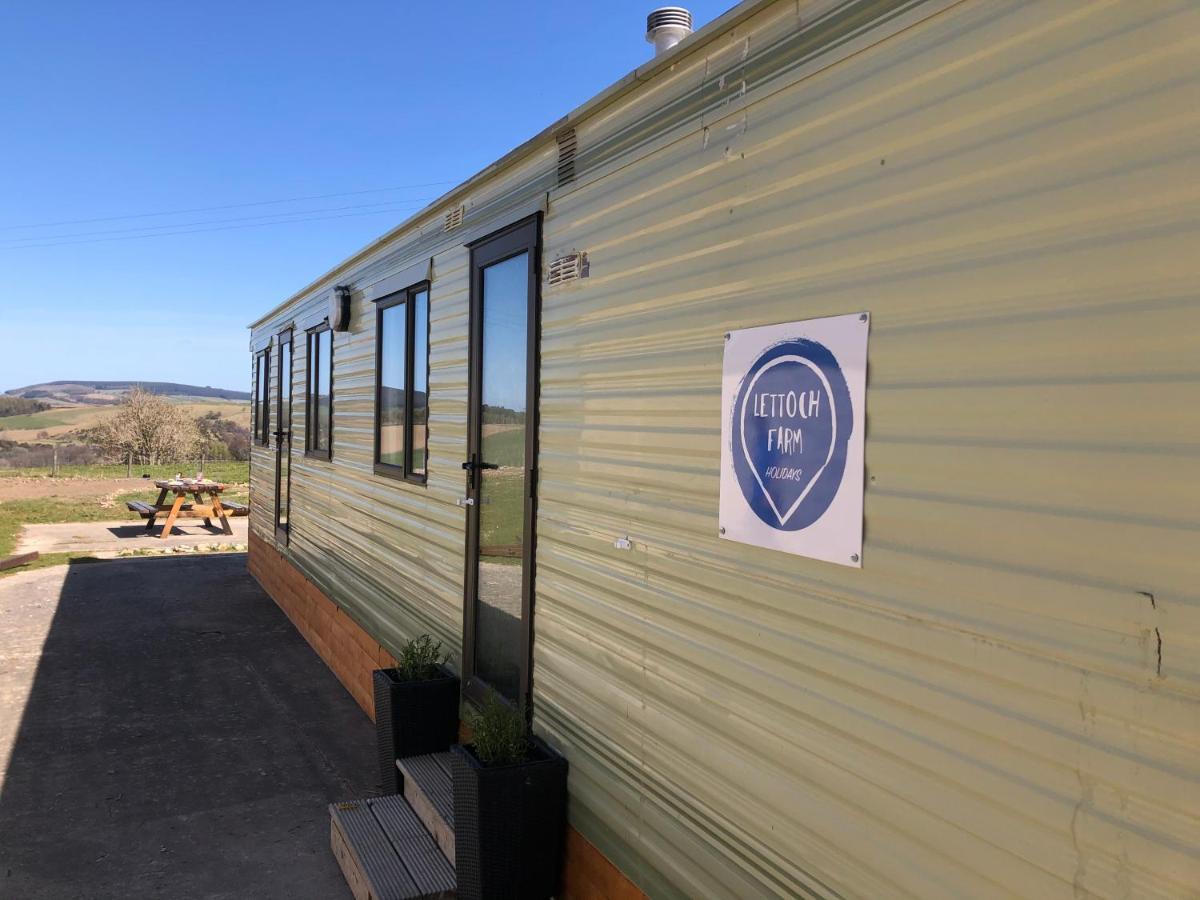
[451, 691, 568, 900]
[373, 635, 460, 793]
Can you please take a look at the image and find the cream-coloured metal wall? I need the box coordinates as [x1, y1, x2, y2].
[251, 1, 1200, 896]
[248, 148, 553, 659]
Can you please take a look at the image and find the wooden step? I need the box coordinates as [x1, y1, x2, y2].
[397, 752, 455, 864]
[329, 795, 455, 900]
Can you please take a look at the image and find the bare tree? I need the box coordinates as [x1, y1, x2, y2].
[89, 388, 200, 464]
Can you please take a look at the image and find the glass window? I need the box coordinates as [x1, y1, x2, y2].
[254, 349, 270, 445]
[306, 326, 332, 458]
[473, 252, 528, 698]
[378, 301, 407, 468]
[411, 289, 429, 476]
[374, 284, 430, 481]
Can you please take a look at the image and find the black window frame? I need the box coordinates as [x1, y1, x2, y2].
[274, 328, 294, 543]
[373, 281, 430, 484]
[305, 323, 333, 461]
[254, 347, 271, 446]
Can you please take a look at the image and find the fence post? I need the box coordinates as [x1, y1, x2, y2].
[52, 444, 58, 478]
[127, 451, 133, 478]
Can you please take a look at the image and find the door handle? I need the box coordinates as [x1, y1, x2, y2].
[461, 459, 499, 474]
[456, 497, 476, 507]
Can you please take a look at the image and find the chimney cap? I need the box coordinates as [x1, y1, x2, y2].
[646, 6, 693, 34]
[645, 6, 694, 55]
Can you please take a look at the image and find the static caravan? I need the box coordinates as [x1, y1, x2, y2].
[248, 1, 1200, 896]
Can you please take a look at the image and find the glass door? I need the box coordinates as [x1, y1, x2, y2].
[274, 329, 293, 542]
[463, 215, 540, 709]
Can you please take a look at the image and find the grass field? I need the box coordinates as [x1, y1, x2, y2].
[0, 412, 71, 429]
[0, 494, 153, 557]
[0, 400, 249, 442]
[0, 482, 250, 560]
[479, 469, 525, 553]
[482, 425, 525, 467]
[0, 461, 249, 482]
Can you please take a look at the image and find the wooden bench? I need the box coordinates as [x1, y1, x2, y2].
[128, 498, 228, 535]
[127, 500, 198, 518]
[135, 481, 242, 539]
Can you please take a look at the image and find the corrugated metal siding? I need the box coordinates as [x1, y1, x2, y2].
[249, 0, 1200, 897]
[533, 1, 1200, 898]
[248, 142, 556, 661]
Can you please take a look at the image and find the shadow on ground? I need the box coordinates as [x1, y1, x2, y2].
[105, 524, 229, 539]
[0, 554, 375, 899]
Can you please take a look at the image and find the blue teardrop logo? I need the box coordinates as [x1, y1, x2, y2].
[731, 339, 852, 531]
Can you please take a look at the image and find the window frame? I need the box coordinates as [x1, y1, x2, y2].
[304, 323, 333, 461]
[254, 348, 271, 446]
[274, 328, 294, 543]
[373, 281, 430, 484]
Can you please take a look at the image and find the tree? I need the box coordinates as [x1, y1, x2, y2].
[0, 396, 50, 417]
[194, 411, 250, 461]
[89, 388, 200, 464]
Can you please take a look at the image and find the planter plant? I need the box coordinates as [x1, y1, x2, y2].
[451, 691, 568, 900]
[373, 635, 460, 793]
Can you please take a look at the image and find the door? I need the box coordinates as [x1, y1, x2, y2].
[462, 214, 541, 710]
[274, 329, 293, 542]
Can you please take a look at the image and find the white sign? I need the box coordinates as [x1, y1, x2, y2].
[719, 313, 869, 567]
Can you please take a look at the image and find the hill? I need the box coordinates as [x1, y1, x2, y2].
[5, 381, 250, 405]
[0, 396, 51, 418]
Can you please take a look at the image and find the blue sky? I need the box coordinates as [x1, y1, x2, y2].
[0, 1, 730, 393]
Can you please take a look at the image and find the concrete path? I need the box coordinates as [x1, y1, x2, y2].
[15, 518, 249, 556]
[0, 554, 376, 899]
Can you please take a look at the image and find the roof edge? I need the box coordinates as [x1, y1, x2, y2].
[249, 0, 775, 330]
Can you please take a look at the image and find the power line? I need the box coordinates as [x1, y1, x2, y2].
[0, 181, 458, 231]
[0, 204, 432, 251]
[0, 197, 438, 245]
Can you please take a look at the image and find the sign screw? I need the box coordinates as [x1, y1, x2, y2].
[719, 526, 726, 535]
[850, 553, 860, 563]
[859, 313, 868, 322]
[724, 332, 731, 341]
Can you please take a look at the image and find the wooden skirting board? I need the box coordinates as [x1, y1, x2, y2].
[0, 552, 39, 572]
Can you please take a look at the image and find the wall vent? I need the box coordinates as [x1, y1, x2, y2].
[547, 251, 588, 286]
[443, 205, 465, 231]
[556, 128, 578, 186]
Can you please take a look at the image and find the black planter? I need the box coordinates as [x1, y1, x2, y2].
[451, 737, 568, 900]
[372, 665, 460, 793]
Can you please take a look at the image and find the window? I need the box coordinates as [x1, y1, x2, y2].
[305, 325, 333, 459]
[254, 348, 270, 445]
[374, 283, 430, 481]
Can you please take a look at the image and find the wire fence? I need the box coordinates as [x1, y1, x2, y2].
[0, 447, 248, 481]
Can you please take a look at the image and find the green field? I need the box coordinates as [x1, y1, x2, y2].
[0, 400, 250, 441]
[482, 426, 525, 467]
[0, 484, 250, 567]
[0, 461, 249, 482]
[0, 494, 149, 557]
[0, 412, 70, 429]
[479, 470, 525, 552]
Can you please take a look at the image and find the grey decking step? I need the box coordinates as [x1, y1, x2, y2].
[329, 795, 455, 900]
[397, 752, 455, 864]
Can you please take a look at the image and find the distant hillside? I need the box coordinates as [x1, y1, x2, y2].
[0, 396, 51, 418]
[6, 380, 250, 405]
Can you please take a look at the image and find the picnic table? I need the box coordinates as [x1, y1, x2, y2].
[126, 479, 248, 539]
